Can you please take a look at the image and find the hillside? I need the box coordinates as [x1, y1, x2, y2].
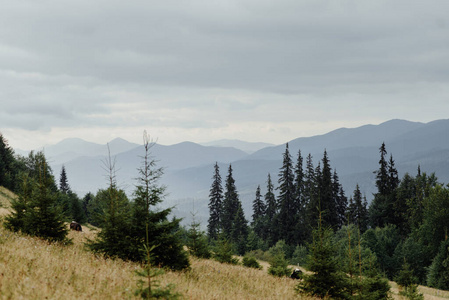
[1, 186, 449, 299]
[0, 187, 302, 299]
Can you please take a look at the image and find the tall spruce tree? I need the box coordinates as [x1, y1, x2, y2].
[208, 162, 223, 241]
[319, 150, 339, 230]
[369, 143, 399, 228]
[221, 164, 239, 238]
[232, 203, 249, 255]
[333, 170, 347, 230]
[304, 154, 317, 242]
[59, 165, 70, 194]
[251, 185, 266, 240]
[264, 173, 277, 244]
[294, 149, 307, 243]
[276, 143, 297, 245]
[347, 184, 368, 233]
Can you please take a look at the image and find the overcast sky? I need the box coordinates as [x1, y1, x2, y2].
[1, 0, 449, 150]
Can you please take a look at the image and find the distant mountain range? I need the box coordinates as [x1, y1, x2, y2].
[20, 119, 449, 227]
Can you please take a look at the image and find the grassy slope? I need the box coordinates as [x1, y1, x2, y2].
[1, 186, 449, 299]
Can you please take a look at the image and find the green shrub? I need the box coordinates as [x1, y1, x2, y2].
[268, 252, 291, 277]
[242, 255, 262, 270]
[213, 238, 239, 265]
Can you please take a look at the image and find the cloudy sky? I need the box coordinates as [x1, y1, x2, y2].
[1, 0, 449, 150]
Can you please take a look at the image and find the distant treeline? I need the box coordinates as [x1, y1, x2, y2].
[207, 141, 449, 290]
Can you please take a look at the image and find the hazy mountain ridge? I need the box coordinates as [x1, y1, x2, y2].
[25, 118, 449, 226]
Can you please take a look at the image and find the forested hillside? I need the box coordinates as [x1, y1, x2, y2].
[3, 125, 449, 298]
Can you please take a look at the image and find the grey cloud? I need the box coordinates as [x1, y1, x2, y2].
[1, 0, 448, 94]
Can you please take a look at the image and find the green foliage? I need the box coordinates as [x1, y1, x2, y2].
[134, 229, 181, 300]
[245, 249, 272, 262]
[334, 225, 379, 278]
[395, 261, 423, 300]
[297, 223, 348, 299]
[4, 154, 69, 243]
[213, 237, 239, 265]
[427, 238, 449, 290]
[275, 143, 297, 245]
[361, 225, 401, 279]
[207, 162, 223, 241]
[242, 255, 262, 270]
[394, 236, 430, 284]
[86, 186, 133, 260]
[186, 214, 211, 259]
[355, 275, 392, 300]
[290, 245, 308, 267]
[267, 251, 291, 277]
[0, 134, 17, 191]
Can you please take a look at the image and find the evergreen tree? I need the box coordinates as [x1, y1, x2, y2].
[264, 173, 277, 244]
[276, 143, 297, 245]
[294, 149, 307, 243]
[5, 154, 68, 243]
[207, 162, 223, 241]
[186, 212, 211, 259]
[427, 238, 449, 290]
[82, 192, 94, 223]
[348, 184, 368, 233]
[0, 134, 16, 190]
[296, 212, 348, 299]
[319, 150, 339, 230]
[86, 145, 133, 260]
[221, 164, 239, 238]
[369, 143, 399, 228]
[129, 132, 189, 270]
[231, 203, 249, 255]
[251, 185, 266, 239]
[304, 153, 317, 242]
[333, 170, 347, 230]
[59, 165, 70, 194]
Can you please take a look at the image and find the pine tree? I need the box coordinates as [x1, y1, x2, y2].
[231, 203, 249, 255]
[319, 150, 338, 230]
[276, 143, 297, 245]
[333, 170, 347, 230]
[208, 162, 223, 241]
[0, 134, 16, 191]
[369, 143, 398, 228]
[264, 173, 277, 244]
[82, 192, 94, 223]
[5, 153, 68, 243]
[348, 184, 369, 233]
[251, 185, 266, 239]
[296, 212, 347, 299]
[129, 132, 189, 270]
[304, 153, 317, 242]
[427, 238, 449, 290]
[59, 165, 70, 194]
[86, 145, 133, 260]
[221, 164, 239, 238]
[294, 149, 307, 243]
[186, 211, 211, 259]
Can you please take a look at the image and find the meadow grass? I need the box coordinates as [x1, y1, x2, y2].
[1, 186, 449, 299]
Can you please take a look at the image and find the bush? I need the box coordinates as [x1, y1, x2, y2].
[213, 238, 239, 265]
[245, 249, 272, 262]
[242, 255, 262, 270]
[268, 252, 291, 277]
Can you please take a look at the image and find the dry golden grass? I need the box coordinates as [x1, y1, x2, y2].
[1, 186, 449, 299]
